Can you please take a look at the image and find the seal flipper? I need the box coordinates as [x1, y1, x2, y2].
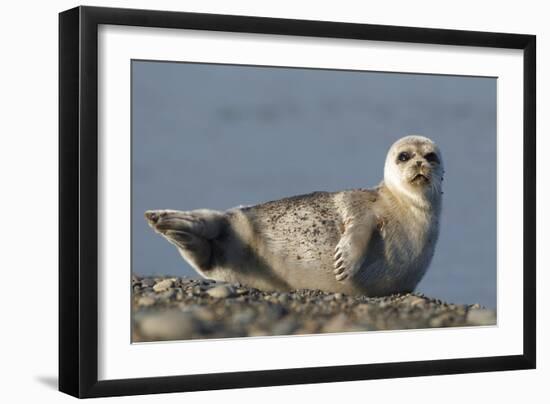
[145, 209, 225, 272]
[333, 213, 376, 281]
[165, 230, 213, 271]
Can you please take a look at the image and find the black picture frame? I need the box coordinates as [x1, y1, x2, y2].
[59, 5, 536, 398]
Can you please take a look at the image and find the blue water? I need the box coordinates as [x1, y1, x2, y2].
[131, 61, 496, 309]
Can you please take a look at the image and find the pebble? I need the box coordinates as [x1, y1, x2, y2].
[271, 317, 299, 335]
[402, 295, 426, 307]
[159, 289, 176, 300]
[277, 294, 290, 305]
[190, 306, 216, 322]
[232, 308, 256, 326]
[153, 279, 174, 292]
[174, 288, 184, 300]
[206, 285, 236, 299]
[137, 296, 155, 307]
[141, 278, 155, 287]
[137, 310, 195, 340]
[466, 308, 496, 326]
[132, 276, 496, 342]
[263, 304, 287, 320]
[429, 316, 445, 328]
[322, 313, 349, 333]
[355, 303, 370, 315]
[297, 319, 319, 334]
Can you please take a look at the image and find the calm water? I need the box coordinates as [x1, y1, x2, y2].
[132, 61, 497, 309]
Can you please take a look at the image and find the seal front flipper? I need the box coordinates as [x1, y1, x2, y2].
[333, 213, 376, 282]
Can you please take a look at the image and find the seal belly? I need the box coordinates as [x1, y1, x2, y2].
[234, 192, 345, 290]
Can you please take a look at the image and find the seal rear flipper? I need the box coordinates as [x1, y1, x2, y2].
[145, 209, 225, 239]
[145, 209, 227, 272]
[165, 230, 213, 271]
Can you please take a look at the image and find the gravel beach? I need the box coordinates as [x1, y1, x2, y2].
[132, 275, 496, 342]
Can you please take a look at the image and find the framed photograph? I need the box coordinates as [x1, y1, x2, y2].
[59, 6, 536, 398]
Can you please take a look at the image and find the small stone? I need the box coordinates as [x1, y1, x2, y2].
[137, 296, 155, 307]
[191, 306, 216, 322]
[277, 294, 290, 304]
[429, 316, 445, 327]
[322, 313, 349, 333]
[271, 317, 299, 335]
[232, 308, 256, 326]
[297, 319, 319, 334]
[403, 296, 426, 308]
[261, 304, 287, 321]
[466, 309, 496, 326]
[141, 278, 155, 287]
[334, 293, 344, 300]
[174, 288, 184, 300]
[137, 310, 196, 341]
[249, 328, 270, 337]
[355, 303, 370, 314]
[153, 279, 174, 292]
[206, 285, 236, 298]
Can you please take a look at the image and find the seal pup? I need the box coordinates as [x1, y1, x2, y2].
[145, 135, 444, 296]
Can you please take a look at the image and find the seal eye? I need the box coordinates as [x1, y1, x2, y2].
[424, 152, 440, 164]
[397, 152, 410, 162]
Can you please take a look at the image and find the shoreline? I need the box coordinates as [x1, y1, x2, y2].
[132, 275, 496, 342]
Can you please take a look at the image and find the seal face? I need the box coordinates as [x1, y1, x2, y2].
[145, 135, 444, 296]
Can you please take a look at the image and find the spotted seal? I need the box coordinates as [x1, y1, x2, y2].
[145, 135, 444, 296]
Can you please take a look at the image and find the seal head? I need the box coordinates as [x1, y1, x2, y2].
[384, 135, 444, 211]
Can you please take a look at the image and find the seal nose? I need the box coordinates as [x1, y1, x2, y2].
[416, 160, 423, 167]
[145, 210, 160, 224]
